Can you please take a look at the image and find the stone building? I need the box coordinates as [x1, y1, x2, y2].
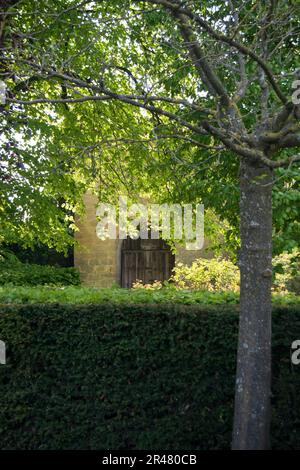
[74, 192, 211, 288]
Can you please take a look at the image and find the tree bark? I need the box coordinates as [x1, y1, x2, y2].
[232, 157, 273, 450]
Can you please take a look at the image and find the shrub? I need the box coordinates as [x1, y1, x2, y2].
[0, 248, 21, 266]
[132, 279, 163, 290]
[0, 248, 80, 287]
[172, 258, 240, 292]
[171, 253, 300, 294]
[0, 251, 80, 287]
[273, 249, 300, 294]
[0, 285, 298, 305]
[0, 303, 299, 449]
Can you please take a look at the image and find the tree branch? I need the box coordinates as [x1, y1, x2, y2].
[143, 0, 287, 105]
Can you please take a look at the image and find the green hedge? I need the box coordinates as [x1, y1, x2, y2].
[0, 285, 299, 306]
[0, 303, 299, 449]
[0, 263, 80, 286]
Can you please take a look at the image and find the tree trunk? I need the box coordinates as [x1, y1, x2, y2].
[232, 157, 273, 450]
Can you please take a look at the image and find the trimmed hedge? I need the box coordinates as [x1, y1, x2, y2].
[0, 263, 80, 286]
[0, 303, 299, 449]
[0, 285, 299, 306]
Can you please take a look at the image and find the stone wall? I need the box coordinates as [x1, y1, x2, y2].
[74, 192, 211, 287]
[74, 192, 119, 287]
[175, 239, 213, 266]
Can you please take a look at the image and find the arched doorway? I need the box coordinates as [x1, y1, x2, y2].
[121, 238, 175, 288]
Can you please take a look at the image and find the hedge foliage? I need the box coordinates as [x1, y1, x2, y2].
[272, 249, 300, 294]
[0, 286, 241, 305]
[172, 258, 240, 292]
[0, 286, 299, 306]
[0, 303, 299, 449]
[0, 250, 80, 286]
[171, 252, 300, 294]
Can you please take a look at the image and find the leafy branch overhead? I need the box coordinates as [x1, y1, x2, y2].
[2, 0, 300, 170]
[0, 0, 299, 252]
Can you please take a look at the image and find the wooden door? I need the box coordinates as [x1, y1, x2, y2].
[121, 238, 175, 288]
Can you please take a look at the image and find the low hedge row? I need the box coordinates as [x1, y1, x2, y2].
[0, 303, 299, 449]
[1, 286, 299, 306]
[0, 263, 80, 286]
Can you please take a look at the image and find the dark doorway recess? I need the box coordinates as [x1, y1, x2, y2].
[121, 238, 175, 288]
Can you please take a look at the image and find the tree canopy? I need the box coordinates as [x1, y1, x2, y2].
[0, 0, 299, 252]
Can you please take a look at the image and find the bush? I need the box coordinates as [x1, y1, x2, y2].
[132, 279, 164, 290]
[0, 285, 298, 306]
[0, 250, 80, 286]
[172, 253, 300, 294]
[172, 258, 240, 292]
[0, 303, 299, 449]
[273, 249, 300, 294]
[0, 264, 80, 287]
